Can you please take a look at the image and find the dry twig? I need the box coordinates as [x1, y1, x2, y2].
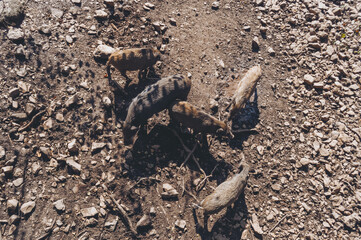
[268, 215, 287, 233]
[18, 110, 46, 132]
[180, 142, 197, 168]
[108, 193, 137, 235]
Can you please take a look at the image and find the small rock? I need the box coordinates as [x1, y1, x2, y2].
[56, 113, 64, 122]
[66, 159, 81, 173]
[211, 1, 220, 10]
[93, 45, 116, 59]
[251, 213, 263, 235]
[267, 47, 275, 56]
[105, 216, 118, 231]
[68, 139, 78, 153]
[84, 218, 98, 227]
[313, 82, 324, 89]
[16, 68, 27, 77]
[53, 199, 66, 212]
[210, 99, 218, 112]
[51, 8, 63, 18]
[299, 158, 310, 167]
[13, 178, 23, 187]
[25, 103, 35, 116]
[7, 28, 24, 41]
[136, 215, 151, 229]
[1, 0, 25, 25]
[271, 183, 281, 192]
[39, 24, 51, 35]
[175, 219, 186, 230]
[65, 94, 78, 108]
[11, 112, 27, 120]
[91, 142, 106, 153]
[81, 207, 98, 218]
[9, 215, 20, 225]
[319, 147, 330, 157]
[32, 162, 41, 175]
[20, 201, 36, 216]
[43, 118, 54, 130]
[169, 18, 176, 26]
[65, 35, 73, 44]
[2, 166, 14, 175]
[95, 10, 108, 19]
[257, 145, 264, 155]
[252, 37, 260, 51]
[161, 183, 178, 199]
[303, 74, 315, 86]
[144, 2, 155, 10]
[18, 81, 31, 92]
[150, 207, 156, 216]
[342, 213, 360, 230]
[7, 199, 19, 213]
[39, 147, 50, 158]
[0, 146, 5, 160]
[102, 97, 112, 108]
[72, 0, 81, 4]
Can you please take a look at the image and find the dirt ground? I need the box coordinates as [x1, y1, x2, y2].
[0, 0, 360, 239]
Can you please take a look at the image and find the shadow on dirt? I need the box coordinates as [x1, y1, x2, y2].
[124, 124, 233, 182]
[229, 89, 260, 150]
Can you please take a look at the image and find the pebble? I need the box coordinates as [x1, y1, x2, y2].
[11, 112, 27, 120]
[342, 213, 360, 230]
[13, 178, 23, 187]
[65, 35, 73, 44]
[144, 2, 155, 10]
[20, 201, 36, 215]
[18, 81, 31, 92]
[56, 113, 64, 122]
[93, 44, 116, 59]
[252, 37, 260, 51]
[0, 146, 5, 160]
[7, 28, 24, 41]
[9, 215, 20, 225]
[251, 213, 263, 235]
[81, 207, 98, 218]
[136, 214, 151, 229]
[7, 199, 19, 212]
[94, 10, 108, 19]
[268, 47, 275, 56]
[212, 1, 220, 10]
[54, 199, 66, 212]
[1, 0, 25, 25]
[65, 94, 78, 108]
[25, 103, 35, 116]
[271, 183, 281, 192]
[91, 142, 106, 153]
[303, 74, 315, 86]
[66, 159, 81, 173]
[43, 118, 54, 130]
[51, 8, 63, 18]
[161, 183, 178, 199]
[174, 219, 186, 230]
[68, 139, 78, 153]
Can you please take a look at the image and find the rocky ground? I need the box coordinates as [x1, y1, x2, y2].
[0, 0, 360, 239]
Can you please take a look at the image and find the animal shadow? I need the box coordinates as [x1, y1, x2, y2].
[229, 89, 260, 149]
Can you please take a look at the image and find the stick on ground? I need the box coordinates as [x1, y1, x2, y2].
[108, 194, 137, 235]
